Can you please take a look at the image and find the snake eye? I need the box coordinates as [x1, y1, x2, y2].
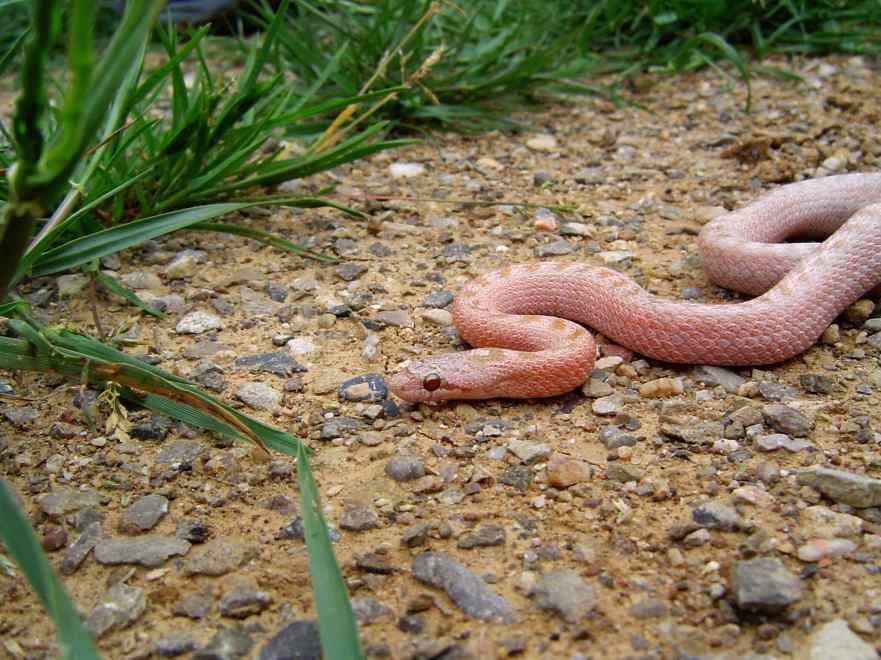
[422, 373, 442, 392]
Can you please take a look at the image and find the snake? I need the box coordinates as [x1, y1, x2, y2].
[387, 173, 881, 402]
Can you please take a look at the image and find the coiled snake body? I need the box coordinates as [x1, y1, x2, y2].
[389, 173, 881, 402]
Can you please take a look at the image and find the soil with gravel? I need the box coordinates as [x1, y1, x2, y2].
[2, 55, 881, 660]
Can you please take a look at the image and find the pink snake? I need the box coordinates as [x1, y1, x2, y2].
[388, 173, 881, 402]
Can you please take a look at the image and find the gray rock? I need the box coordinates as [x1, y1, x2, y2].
[441, 243, 471, 263]
[457, 524, 506, 549]
[155, 632, 197, 657]
[592, 394, 624, 416]
[422, 291, 454, 308]
[175, 589, 214, 619]
[375, 309, 410, 327]
[119, 494, 169, 533]
[61, 521, 103, 575]
[762, 404, 813, 436]
[194, 625, 253, 660]
[319, 416, 361, 440]
[534, 238, 573, 257]
[235, 352, 306, 377]
[219, 581, 272, 619]
[191, 362, 227, 392]
[131, 415, 172, 441]
[2, 406, 39, 428]
[499, 466, 533, 492]
[85, 582, 146, 637]
[94, 535, 190, 567]
[799, 373, 834, 395]
[692, 500, 751, 531]
[338, 374, 387, 402]
[797, 467, 881, 508]
[37, 486, 103, 519]
[155, 439, 207, 466]
[757, 380, 797, 401]
[507, 439, 551, 464]
[756, 433, 813, 452]
[411, 551, 516, 623]
[176, 311, 225, 334]
[57, 273, 89, 298]
[335, 262, 367, 282]
[692, 365, 745, 393]
[731, 558, 802, 613]
[803, 619, 878, 660]
[235, 382, 281, 411]
[531, 569, 597, 623]
[120, 271, 162, 290]
[350, 597, 393, 625]
[183, 539, 259, 576]
[258, 621, 320, 660]
[176, 519, 210, 544]
[339, 505, 380, 531]
[385, 454, 426, 482]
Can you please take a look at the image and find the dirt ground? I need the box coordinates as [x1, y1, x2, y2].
[1, 55, 881, 660]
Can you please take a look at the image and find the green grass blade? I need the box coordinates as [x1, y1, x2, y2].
[94, 271, 166, 318]
[297, 443, 363, 659]
[0, 481, 101, 660]
[189, 221, 337, 262]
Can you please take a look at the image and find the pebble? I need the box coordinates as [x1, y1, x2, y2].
[530, 569, 597, 623]
[797, 538, 857, 562]
[183, 539, 259, 576]
[338, 374, 387, 402]
[800, 373, 834, 394]
[57, 273, 89, 298]
[319, 416, 361, 440]
[334, 262, 367, 282]
[339, 505, 380, 531]
[36, 487, 103, 519]
[800, 505, 864, 538]
[730, 557, 802, 613]
[219, 581, 273, 618]
[94, 535, 190, 567]
[692, 500, 750, 531]
[525, 134, 558, 152]
[176, 311, 225, 334]
[560, 221, 594, 237]
[422, 291, 454, 308]
[120, 271, 163, 290]
[411, 551, 516, 623]
[389, 162, 426, 178]
[384, 454, 426, 482]
[119, 494, 169, 533]
[803, 619, 879, 660]
[165, 254, 197, 279]
[235, 382, 281, 411]
[131, 415, 173, 441]
[457, 524, 506, 549]
[2, 406, 39, 428]
[350, 597, 393, 625]
[194, 625, 253, 660]
[762, 403, 813, 436]
[846, 299, 875, 324]
[155, 439, 207, 466]
[176, 519, 210, 544]
[534, 238, 573, 257]
[375, 309, 410, 327]
[155, 632, 197, 657]
[507, 439, 551, 464]
[639, 377, 683, 398]
[85, 582, 146, 637]
[546, 453, 593, 488]
[174, 589, 213, 620]
[419, 308, 453, 326]
[755, 433, 813, 452]
[235, 351, 306, 377]
[797, 467, 881, 508]
[62, 521, 103, 574]
[592, 393, 624, 416]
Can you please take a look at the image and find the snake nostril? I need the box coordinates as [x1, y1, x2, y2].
[422, 373, 442, 391]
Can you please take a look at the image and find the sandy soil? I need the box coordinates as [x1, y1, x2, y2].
[1, 55, 880, 659]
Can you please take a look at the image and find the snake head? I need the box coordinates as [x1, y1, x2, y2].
[387, 353, 485, 402]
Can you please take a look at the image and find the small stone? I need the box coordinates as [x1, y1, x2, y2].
[339, 505, 380, 531]
[258, 621, 320, 660]
[174, 590, 214, 619]
[605, 463, 642, 482]
[176, 311, 224, 334]
[119, 494, 169, 533]
[2, 406, 39, 428]
[803, 619, 878, 660]
[235, 382, 281, 411]
[155, 632, 197, 657]
[731, 558, 802, 613]
[525, 134, 558, 152]
[94, 536, 190, 567]
[534, 238, 573, 257]
[319, 416, 361, 440]
[219, 581, 273, 618]
[41, 526, 68, 551]
[692, 500, 750, 531]
[375, 309, 410, 327]
[411, 551, 516, 623]
[389, 162, 426, 178]
[85, 582, 146, 637]
[797, 467, 881, 508]
[338, 374, 387, 402]
[165, 254, 197, 279]
[800, 505, 864, 538]
[350, 597, 393, 625]
[120, 271, 162, 290]
[530, 569, 597, 623]
[457, 524, 506, 549]
[195, 625, 253, 660]
[183, 539, 259, 576]
[36, 487, 103, 519]
[846, 299, 876, 325]
[800, 373, 834, 394]
[422, 291, 454, 308]
[755, 433, 813, 452]
[57, 273, 89, 298]
[235, 352, 306, 377]
[385, 455, 426, 482]
[155, 439, 207, 466]
[797, 538, 857, 562]
[507, 439, 551, 464]
[582, 378, 614, 398]
[131, 415, 172, 441]
[419, 308, 453, 326]
[546, 453, 593, 488]
[762, 404, 813, 436]
[592, 394, 624, 416]
[176, 519, 210, 544]
[821, 323, 841, 344]
[62, 522, 103, 575]
[335, 262, 367, 282]
[639, 377, 684, 398]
